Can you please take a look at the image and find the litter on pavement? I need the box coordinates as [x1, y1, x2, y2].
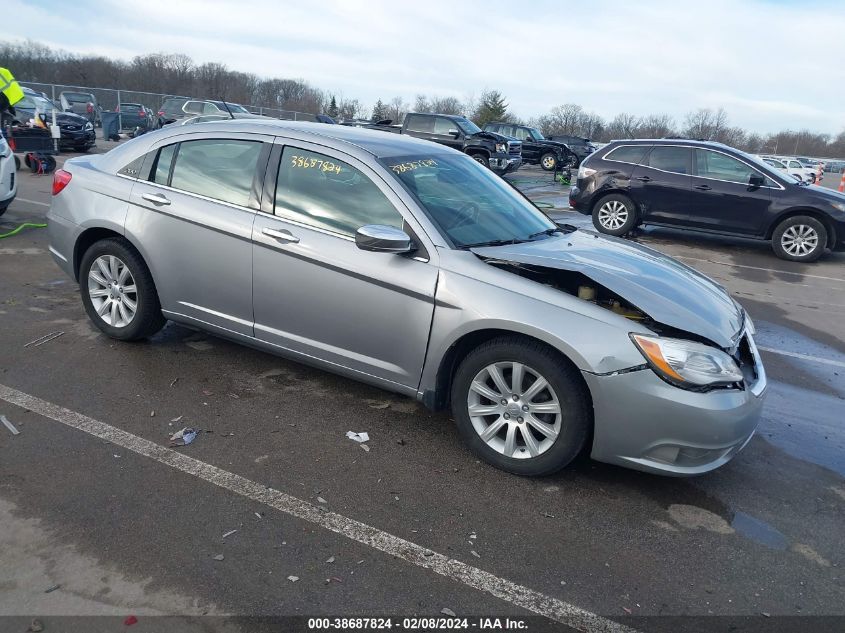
[1, 415, 19, 435]
[287, 575, 299, 582]
[346, 431, 369, 443]
[222, 529, 238, 539]
[23, 331, 65, 348]
[170, 427, 198, 446]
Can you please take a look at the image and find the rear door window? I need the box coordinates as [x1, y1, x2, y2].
[405, 115, 434, 133]
[275, 146, 403, 237]
[643, 146, 691, 174]
[167, 139, 263, 206]
[603, 145, 649, 165]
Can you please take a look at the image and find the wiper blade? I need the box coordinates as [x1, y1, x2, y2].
[461, 238, 525, 249]
[528, 224, 576, 240]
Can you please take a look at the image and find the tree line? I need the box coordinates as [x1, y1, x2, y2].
[3, 40, 843, 158]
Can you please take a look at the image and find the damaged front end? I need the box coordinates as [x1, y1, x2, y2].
[472, 230, 762, 394]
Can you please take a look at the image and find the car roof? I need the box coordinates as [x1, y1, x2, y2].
[155, 119, 457, 158]
[606, 138, 738, 150]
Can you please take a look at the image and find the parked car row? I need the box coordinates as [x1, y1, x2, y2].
[570, 139, 845, 262]
[757, 155, 819, 183]
[12, 87, 96, 152]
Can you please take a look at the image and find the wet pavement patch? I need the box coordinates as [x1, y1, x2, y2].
[731, 511, 789, 550]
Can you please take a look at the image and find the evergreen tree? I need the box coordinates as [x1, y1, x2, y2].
[472, 89, 509, 127]
[371, 99, 388, 122]
[327, 95, 338, 118]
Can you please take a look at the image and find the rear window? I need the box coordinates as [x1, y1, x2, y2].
[603, 145, 649, 165]
[161, 98, 188, 115]
[405, 115, 434, 133]
[644, 146, 690, 174]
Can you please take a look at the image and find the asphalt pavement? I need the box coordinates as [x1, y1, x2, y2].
[0, 149, 843, 633]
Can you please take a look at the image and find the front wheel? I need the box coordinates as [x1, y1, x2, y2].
[451, 337, 591, 476]
[771, 216, 827, 262]
[471, 154, 489, 169]
[79, 237, 166, 340]
[592, 194, 638, 236]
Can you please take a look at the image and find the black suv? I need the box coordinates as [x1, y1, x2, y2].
[484, 122, 576, 171]
[569, 139, 845, 262]
[548, 135, 598, 167]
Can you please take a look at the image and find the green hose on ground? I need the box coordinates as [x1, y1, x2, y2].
[0, 222, 48, 239]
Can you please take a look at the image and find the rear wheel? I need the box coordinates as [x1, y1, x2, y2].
[592, 194, 638, 236]
[540, 152, 557, 171]
[79, 238, 166, 340]
[771, 215, 827, 262]
[451, 337, 591, 476]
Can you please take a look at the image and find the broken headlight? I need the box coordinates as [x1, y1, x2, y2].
[630, 334, 743, 389]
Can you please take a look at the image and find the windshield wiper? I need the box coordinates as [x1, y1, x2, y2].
[460, 238, 526, 249]
[527, 227, 565, 240]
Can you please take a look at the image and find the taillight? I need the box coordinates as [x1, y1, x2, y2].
[52, 169, 72, 196]
[86, 103, 94, 113]
[157, 110, 165, 117]
[8, 137, 16, 152]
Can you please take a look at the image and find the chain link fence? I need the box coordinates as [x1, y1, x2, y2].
[20, 81, 317, 123]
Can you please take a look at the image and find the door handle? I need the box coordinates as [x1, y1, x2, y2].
[142, 192, 171, 205]
[694, 184, 712, 191]
[262, 227, 300, 243]
[635, 176, 651, 182]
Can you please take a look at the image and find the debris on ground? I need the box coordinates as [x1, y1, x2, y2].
[360, 444, 370, 452]
[170, 377, 179, 387]
[346, 431, 369, 443]
[28, 619, 44, 632]
[124, 615, 138, 626]
[369, 402, 390, 409]
[317, 497, 327, 504]
[325, 576, 343, 584]
[396, 438, 405, 446]
[150, 410, 155, 417]
[222, 530, 238, 539]
[212, 554, 224, 561]
[325, 556, 335, 563]
[1, 415, 20, 435]
[255, 512, 263, 519]
[441, 608, 456, 617]
[24, 331, 65, 348]
[470, 550, 480, 558]
[44, 584, 60, 593]
[622, 607, 632, 615]
[228, 393, 240, 399]
[544, 485, 560, 493]
[287, 575, 299, 582]
[255, 455, 269, 463]
[169, 427, 198, 446]
[170, 415, 183, 423]
[540, 511, 556, 518]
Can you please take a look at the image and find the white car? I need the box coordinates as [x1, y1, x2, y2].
[0, 134, 17, 217]
[760, 156, 817, 183]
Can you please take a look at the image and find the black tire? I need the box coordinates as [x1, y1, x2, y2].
[451, 336, 592, 476]
[470, 153, 489, 168]
[14, 155, 20, 171]
[591, 193, 638, 236]
[74, 145, 90, 153]
[771, 215, 827, 262]
[539, 152, 557, 171]
[0, 201, 8, 217]
[79, 237, 166, 341]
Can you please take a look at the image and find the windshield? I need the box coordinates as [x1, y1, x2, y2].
[380, 153, 556, 248]
[454, 117, 481, 135]
[18, 94, 55, 113]
[529, 128, 545, 140]
[63, 93, 92, 102]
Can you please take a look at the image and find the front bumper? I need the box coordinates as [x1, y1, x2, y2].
[583, 349, 766, 476]
[490, 154, 522, 174]
[59, 128, 96, 149]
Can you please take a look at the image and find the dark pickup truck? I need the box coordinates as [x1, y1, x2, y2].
[355, 113, 522, 175]
[484, 122, 577, 171]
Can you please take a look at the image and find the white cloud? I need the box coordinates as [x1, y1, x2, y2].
[7, 0, 845, 133]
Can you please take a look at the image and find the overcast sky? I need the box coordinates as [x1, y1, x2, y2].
[8, 0, 845, 134]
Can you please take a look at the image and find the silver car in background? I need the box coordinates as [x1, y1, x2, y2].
[46, 120, 766, 476]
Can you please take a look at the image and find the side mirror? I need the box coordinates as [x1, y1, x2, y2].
[448, 129, 461, 139]
[355, 225, 413, 254]
[749, 173, 765, 188]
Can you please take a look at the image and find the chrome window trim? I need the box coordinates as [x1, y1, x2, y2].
[137, 178, 261, 215]
[601, 143, 785, 190]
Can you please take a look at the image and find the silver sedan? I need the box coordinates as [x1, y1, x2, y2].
[46, 120, 766, 476]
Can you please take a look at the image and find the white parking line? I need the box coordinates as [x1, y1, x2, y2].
[13, 198, 50, 208]
[0, 383, 635, 633]
[757, 347, 845, 369]
[674, 256, 845, 284]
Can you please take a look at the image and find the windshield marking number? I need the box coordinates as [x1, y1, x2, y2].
[390, 159, 438, 174]
[291, 155, 342, 174]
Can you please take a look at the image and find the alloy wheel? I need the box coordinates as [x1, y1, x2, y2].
[597, 200, 629, 230]
[88, 255, 138, 328]
[542, 155, 556, 170]
[466, 361, 562, 459]
[780, 224, 819, 258]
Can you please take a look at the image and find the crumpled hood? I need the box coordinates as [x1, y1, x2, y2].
[470, 130, 513, 143]
[472, 231, 744, 348]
